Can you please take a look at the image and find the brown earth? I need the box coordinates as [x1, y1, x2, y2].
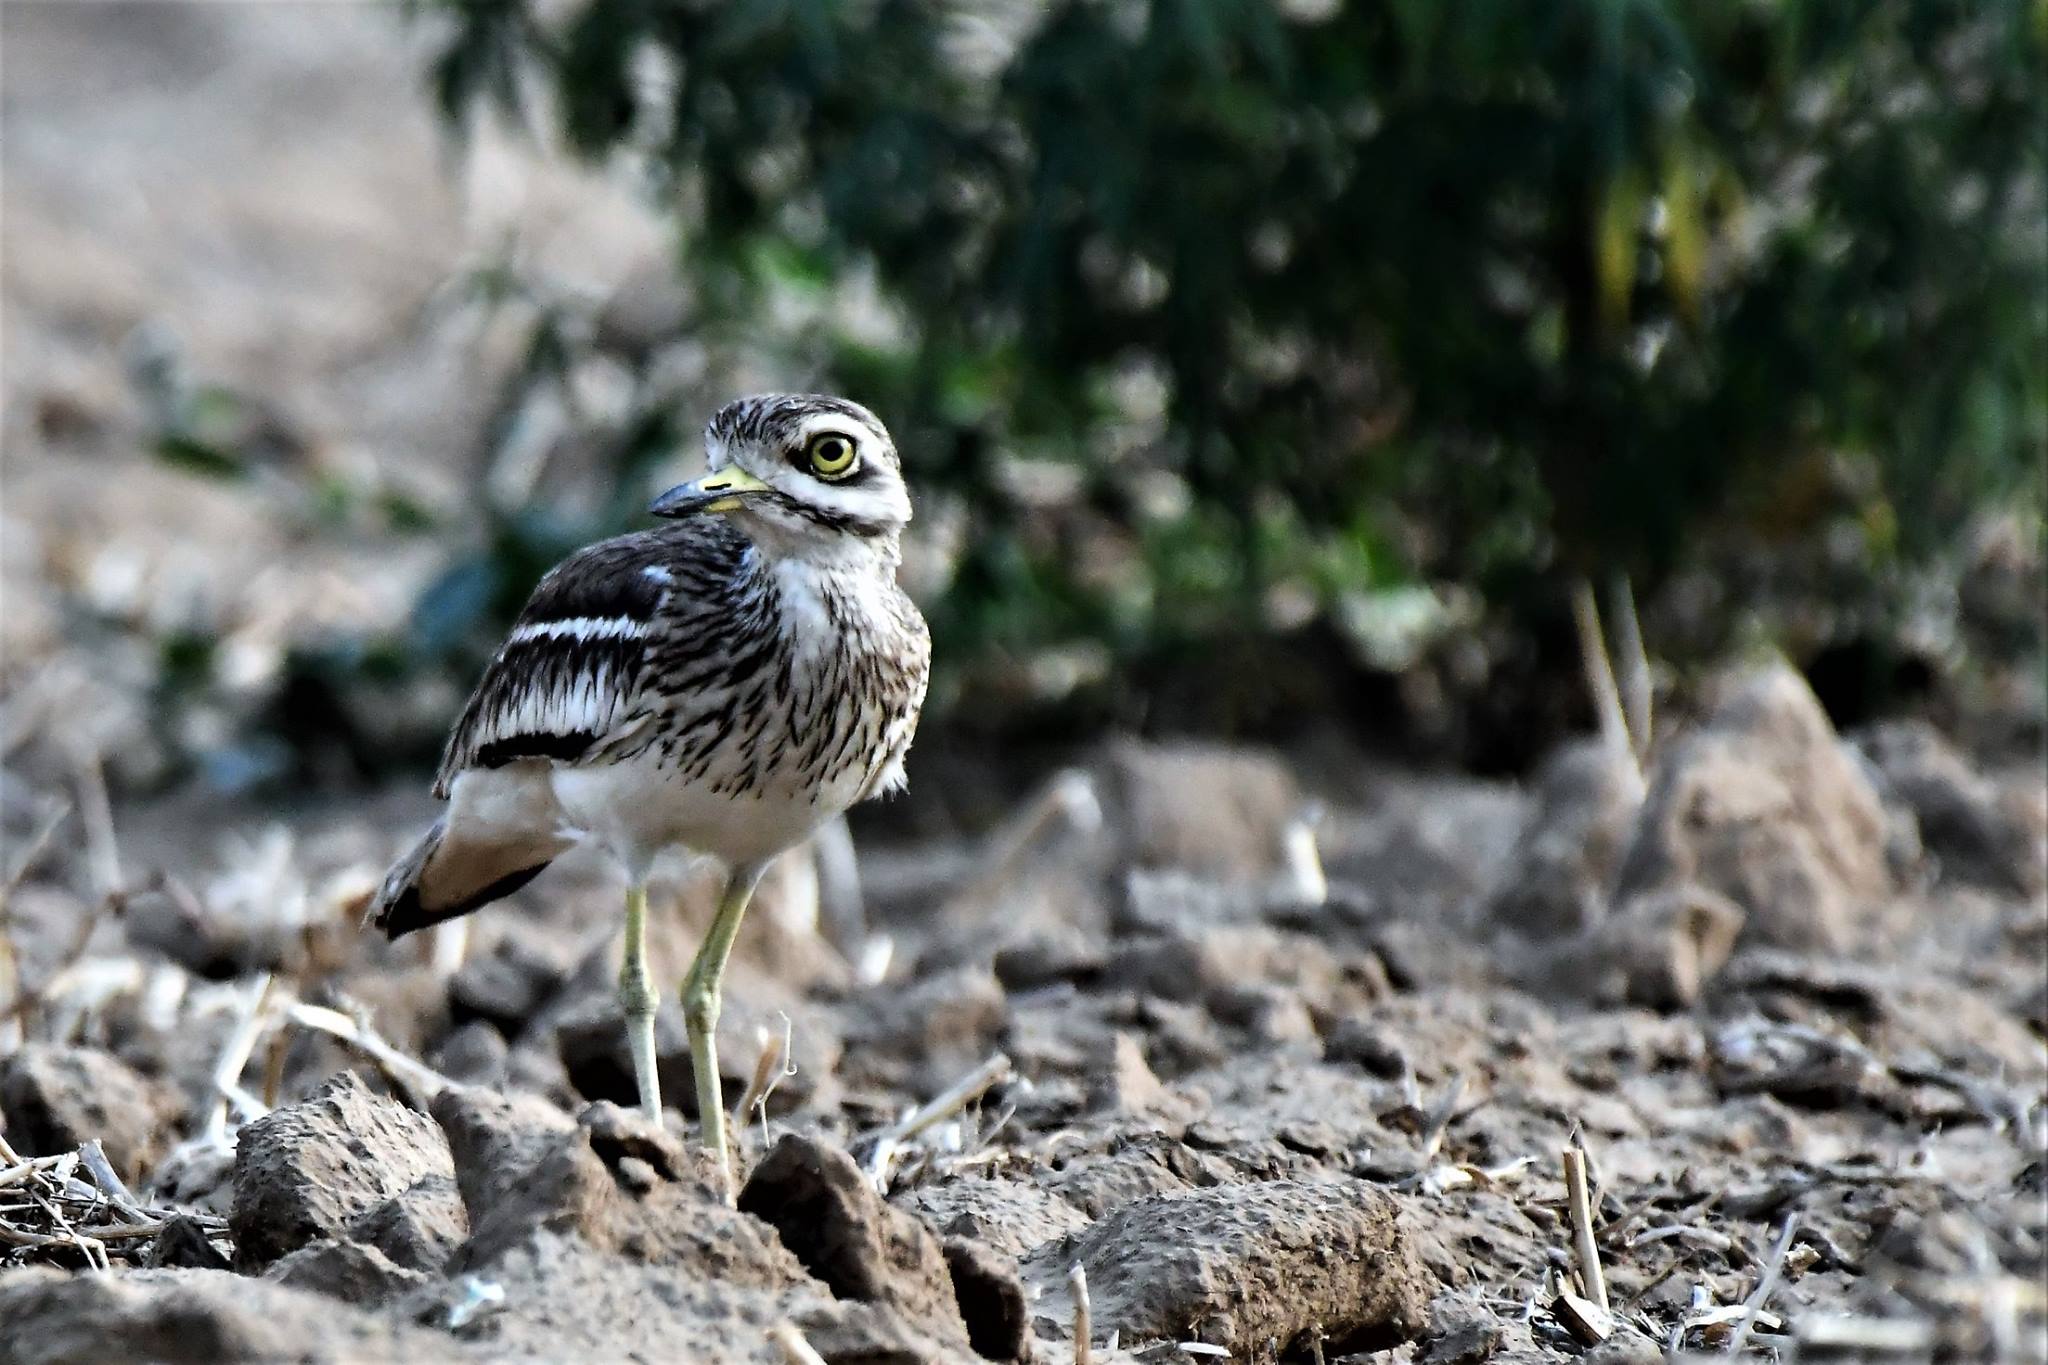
[3, 669, 2044, 1362]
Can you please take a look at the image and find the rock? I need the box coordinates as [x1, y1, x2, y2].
[264, 1237, 433, 1304]
[0, 1265, 468, 1363]
[1088, 1032, 1175, 1116]
[427, 1021, 510, 1088]
[452, 1105, 777, 1279]
[448, 936, 575, 1034]
[429, 1084, 576, 1223]
[1099, 740, 1303, 881]
[1615, 664, 1893, 951]
[895, 1176, 1092, 1262]
[346, 1173, 467, 1273]
[1323, 1019, 1409, 1078]
[1600, 886, 1746, 1008]
[574, 1100, 699, 1188]
[843, 965, 1007, 1082]
[791, 1300, 978, 1365]
[1484, 739, 1645, 939]
[141, 1214, 230, 1271]
[1116, 869, 1265, 936]
[1520, 885, 1746, 1009]
[940, 1237, 1032, 1363]
[149, 1142, 236, 1216]
[230, 1072, 455, 1271]
[0, 1044, 180, 1186]
[1855, 720, 2047, 897]
[737, 1133, 970, 1345]
[1110, 925, 1371, 1036]
[991, 927, 1107, 991]
[1025, 1179, 1431, 1357]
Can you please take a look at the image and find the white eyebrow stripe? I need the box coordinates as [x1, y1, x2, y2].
[507, 616, 649, 646]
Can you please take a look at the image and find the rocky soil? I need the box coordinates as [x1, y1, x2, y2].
[3, 664, 2045, 1363]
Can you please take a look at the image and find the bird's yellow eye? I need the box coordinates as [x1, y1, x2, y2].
[807, 433, 859, 479]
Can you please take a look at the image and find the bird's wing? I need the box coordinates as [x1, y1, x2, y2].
[432, 528, 707, 798]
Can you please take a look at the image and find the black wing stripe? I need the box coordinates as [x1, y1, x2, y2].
[432, 534, 677, 794]
[429, 522, 750, 798]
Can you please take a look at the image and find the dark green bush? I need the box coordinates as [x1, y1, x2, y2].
[396, 0, 2046, 753]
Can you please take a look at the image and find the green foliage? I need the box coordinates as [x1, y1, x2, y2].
[419, 0, 2046, 719]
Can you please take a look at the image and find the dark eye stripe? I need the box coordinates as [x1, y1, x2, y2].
[762, 489, 891, 537]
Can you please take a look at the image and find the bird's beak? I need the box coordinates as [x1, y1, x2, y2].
[649, 467, 771, 518]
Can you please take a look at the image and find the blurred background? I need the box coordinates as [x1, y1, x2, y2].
[4, 0, 2042, 828]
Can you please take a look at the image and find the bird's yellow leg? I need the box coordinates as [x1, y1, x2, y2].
[618, 881, 662, 1125]
[681, 859, 768, 1198]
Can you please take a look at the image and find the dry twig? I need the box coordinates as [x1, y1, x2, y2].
[73, 747, 122, 901]
[199, 972, 276, 1145]
[287, 1001, 454, 1101]
[767, 1324, 829, 1365]
[1419, 1071, 1466, 1163]
[1070, 1262, 1093, 1365]
[1727, 1216, 1798, 1354]
[865, 1052, 1013, 1189]
[1562, 1147, 1608, 1312]
[734, 1011, 796, 1143]
[1607, 572, 1652, 759]
[1570, 577, 1638, 780]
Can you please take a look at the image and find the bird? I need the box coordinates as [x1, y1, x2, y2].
[367, 394, 930, 1188]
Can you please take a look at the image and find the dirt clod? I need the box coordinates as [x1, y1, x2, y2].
[264, 1237, 433, 1304]
[1485, 738, 1644, 938]
[0, 1044, 180, 1186]
[738, 1133, 970, 1345]
[1101, 740, 1302, 880]
[428, 1083, 577, 1224]
[896, 1176, 1092, 1262]
[229, 1072, 454, 1272]
[1617, 664, 1894, 950]
[141, 1215, 231, 1272]
[1027, 1179, 1432, 1359]
[0, 1265, 468, 1364]
[1857, 719, 2048, 896]
[1523, 884, 1746, 1008]
[452, 1107, 794, 1288]
[345, 1173, 467, 1273]
[941, 1236, 1033, 1362]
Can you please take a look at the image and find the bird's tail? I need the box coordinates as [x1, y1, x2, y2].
[368, 817, 555, 941]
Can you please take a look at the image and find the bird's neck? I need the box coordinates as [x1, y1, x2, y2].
[740, 524, 903, 574]
[750, 547, 907, 656]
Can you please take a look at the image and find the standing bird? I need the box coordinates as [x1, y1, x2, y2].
[369, 394, 930, 1187]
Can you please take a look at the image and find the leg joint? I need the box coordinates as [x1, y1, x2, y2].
[619, 970, 659, 1020]
[681, 980, 720, 1035]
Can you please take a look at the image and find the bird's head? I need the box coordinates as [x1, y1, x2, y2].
[651, 394, 910, 564]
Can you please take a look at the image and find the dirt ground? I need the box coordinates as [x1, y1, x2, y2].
[3, 7, 2046, 1364]
[3, 668, 2046, 1363]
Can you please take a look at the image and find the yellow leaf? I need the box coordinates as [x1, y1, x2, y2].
[1662, 143, 1706, 322]
[1595, 168, 1643, 333]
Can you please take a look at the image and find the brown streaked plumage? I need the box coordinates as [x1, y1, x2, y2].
[368, 394, 929, 1192]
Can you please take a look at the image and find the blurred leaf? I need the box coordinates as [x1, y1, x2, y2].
[1660, 140, 1706, 323]
[1595, 167, 1645, 335]
[154, 433, 245, 480]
